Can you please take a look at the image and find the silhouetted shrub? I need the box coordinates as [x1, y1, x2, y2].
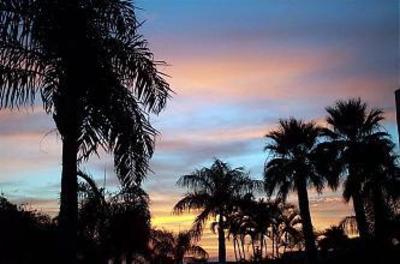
[0, 196, 57, 263]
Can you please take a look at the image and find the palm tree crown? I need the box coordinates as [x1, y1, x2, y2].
[264, 118, 325, 199]
[0, 0, 171, 184]
[324, 98, 391, 239]
[264, 118, 324, 264]
[174, 159, 259, 263]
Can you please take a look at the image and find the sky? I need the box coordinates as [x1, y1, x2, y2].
[0, 0, 398, 260]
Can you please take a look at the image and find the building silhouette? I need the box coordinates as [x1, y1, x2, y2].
[396, 89, 400, 146]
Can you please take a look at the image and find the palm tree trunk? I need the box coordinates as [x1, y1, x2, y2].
[251, 238, 256, 259]
[237, 238, 243, 260]
[372, 186, 387, 241]
[352, 191, 369, 239]
[218, 214, 226, 263]
[260, 234, 264, 259]
[271, 228, 274, 258]
[241, 236, 246, 260]
[284, 232, 288, 253]
[296, 177, 317, 264]
[59, 131, 79, 264]
[233, 238, 238, 261]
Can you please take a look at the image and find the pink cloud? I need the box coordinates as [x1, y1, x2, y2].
[166, 49, 346, 102]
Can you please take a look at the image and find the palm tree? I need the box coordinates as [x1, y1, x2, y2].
[107, 186, 151, 264]
[226, 211, 248, 261]
[225, 198, 275, 261]
[359, 136, 400, 240]
[0, 1, 171, 262]
[173, 159, 259, 263]
[173, 231, 209, 264]
[77, 171, 152, 263]
[246, 199, 279, 260]
[226, 199, 303, 261]
[277, 203, 303, 254]
[150, 229, 208, 264]
[264, 118, 324, 264]
[149, 229, 175, 264]
[324, 98, 388, 239]
[318, 226, 349, 253]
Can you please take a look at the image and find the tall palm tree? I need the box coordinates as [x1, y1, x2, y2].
[359, 135, 400, 240]
[324, 98, 388, 239]
[0, 1, 171, 262]
[173, 159, 259, 263]
[264, 118, 324, 264]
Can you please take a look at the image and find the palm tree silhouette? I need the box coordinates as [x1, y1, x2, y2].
[78, 171, 152, 263]
[264, 118, 324, 264]
[0, 1, 171, 261]
[318, 225, 349, 254]
[277, 203, 303, 254]
[324, 99, 387, 239]
[173, 159, 259, 263]
[226, 211, 248, 261]
[358, 135, 400, 240]
[150, 229, 208, 264]
[248, 199, 279, 260]
[226, 198, 303, 261]
[173, 231, 209, 264]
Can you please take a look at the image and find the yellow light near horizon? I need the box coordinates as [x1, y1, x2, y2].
[149, 194, 355, 261]
[151, 214, 196, 232]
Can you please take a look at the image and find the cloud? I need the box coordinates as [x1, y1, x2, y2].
[167, 50, 345, 102]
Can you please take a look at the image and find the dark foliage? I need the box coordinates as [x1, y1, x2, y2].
[0, 1, 171, 261]
[0, 195, 57, 263]
[149, 229, 208, 264]
[77, 172, 151, 263]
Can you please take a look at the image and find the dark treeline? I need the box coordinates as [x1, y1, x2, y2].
[0, 172, 208, 264]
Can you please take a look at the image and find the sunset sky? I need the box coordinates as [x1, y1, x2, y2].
[0, 0, 398, 260]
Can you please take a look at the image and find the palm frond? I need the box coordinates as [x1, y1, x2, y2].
[176, 171, 214, 193]
[101, 27, 171, 114]
[173, 192, 210, 215]
[191, 207, 212, 240]
[77, 170, 105, 205]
